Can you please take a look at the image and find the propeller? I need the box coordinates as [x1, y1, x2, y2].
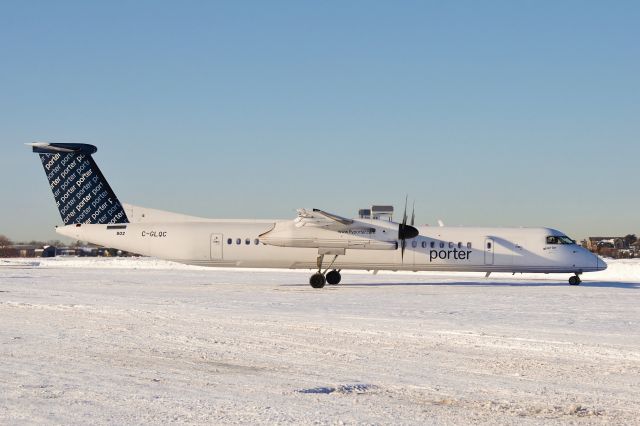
[410, 201, 415, 227]
[398, 196, 419, 262]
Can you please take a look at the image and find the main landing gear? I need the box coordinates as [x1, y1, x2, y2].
[326, 270, 342, 285]
[569, 274, 582, 286]
[309, 273, 326, 288]
[309, 253, 342, 288]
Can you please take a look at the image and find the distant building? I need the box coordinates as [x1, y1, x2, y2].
[57, 247, 79, 256]
[586, 237, 625, 251]
[0, 244, 135, 258]
[585, 236, 639, 259]
[0, 245, 38, 258]
[42, 246, 57, 257]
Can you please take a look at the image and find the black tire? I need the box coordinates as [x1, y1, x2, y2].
[569, 276, 580, 286]
[326, 270, 341, 285]
[310, 273, 326, 288]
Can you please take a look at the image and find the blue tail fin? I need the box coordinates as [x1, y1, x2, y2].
[29, 143, 129, 225]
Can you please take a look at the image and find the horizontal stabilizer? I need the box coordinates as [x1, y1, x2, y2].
[27, 142, 98, 155]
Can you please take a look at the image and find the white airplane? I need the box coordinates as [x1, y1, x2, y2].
[29, 142, 606, 288]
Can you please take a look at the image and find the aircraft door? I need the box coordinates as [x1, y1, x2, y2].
[210, 233, 223, 260]
[484, 238, 494, 265]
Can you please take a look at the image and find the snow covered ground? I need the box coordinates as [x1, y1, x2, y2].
[1, 258, 640, 424]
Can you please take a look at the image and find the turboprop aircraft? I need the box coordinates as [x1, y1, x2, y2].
[29, 142, 606, 288]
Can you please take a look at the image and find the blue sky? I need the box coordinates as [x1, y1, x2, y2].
[1, 1, 638, 241]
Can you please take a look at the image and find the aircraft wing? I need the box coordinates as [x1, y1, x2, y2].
[294, 208, 354, 230]
[260, 208, 396, 251]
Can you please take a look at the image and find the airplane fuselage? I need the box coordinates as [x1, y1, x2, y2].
[57, 218, 604, 275]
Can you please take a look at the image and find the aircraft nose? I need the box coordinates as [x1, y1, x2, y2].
[597, 256, 608, 271]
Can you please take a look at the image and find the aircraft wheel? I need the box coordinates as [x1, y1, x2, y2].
[569, 275, 581, 286]
[326, 270, 341, 285]
[310, 273, 326, 288]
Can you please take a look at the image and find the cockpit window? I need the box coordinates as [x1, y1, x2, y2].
[546, 235, 575, 245]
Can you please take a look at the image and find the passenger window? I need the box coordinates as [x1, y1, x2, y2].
[487, 242, 492, 249]
[412, 241, 417, 248]
[227, 238, 232, 245]
[448, 242, 454, 248]
[440, 242, 444, 248]
[457, 242, 462, 249]
[430, 241, 435, 248]
[254, 239, 259, 245]
[467, 242, 472, 249]
[421, 241, 427, 248]
[245, 238, 250, 245]
[236, 238, 241, 245]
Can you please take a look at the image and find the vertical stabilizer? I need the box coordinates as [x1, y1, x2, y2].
[28, 143, 129, 225]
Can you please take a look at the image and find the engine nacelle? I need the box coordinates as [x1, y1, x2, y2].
[259, 221, 398, 250]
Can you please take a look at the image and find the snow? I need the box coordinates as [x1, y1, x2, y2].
[3, 256, 639, 283]
[1, 258, 640, 424]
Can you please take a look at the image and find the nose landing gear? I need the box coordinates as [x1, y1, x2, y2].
[569, 274, 582, 286]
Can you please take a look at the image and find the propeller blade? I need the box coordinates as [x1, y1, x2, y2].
[410, 201, 415, 227]
[399, 195, 410, 263]
[402, 195, 408, 227]
[398, 196, 419, 240]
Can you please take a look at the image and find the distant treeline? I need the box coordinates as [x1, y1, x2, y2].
[0, 234, 137, 258]
[1, 234, 89, 257]
[0, 234, 87, 249]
